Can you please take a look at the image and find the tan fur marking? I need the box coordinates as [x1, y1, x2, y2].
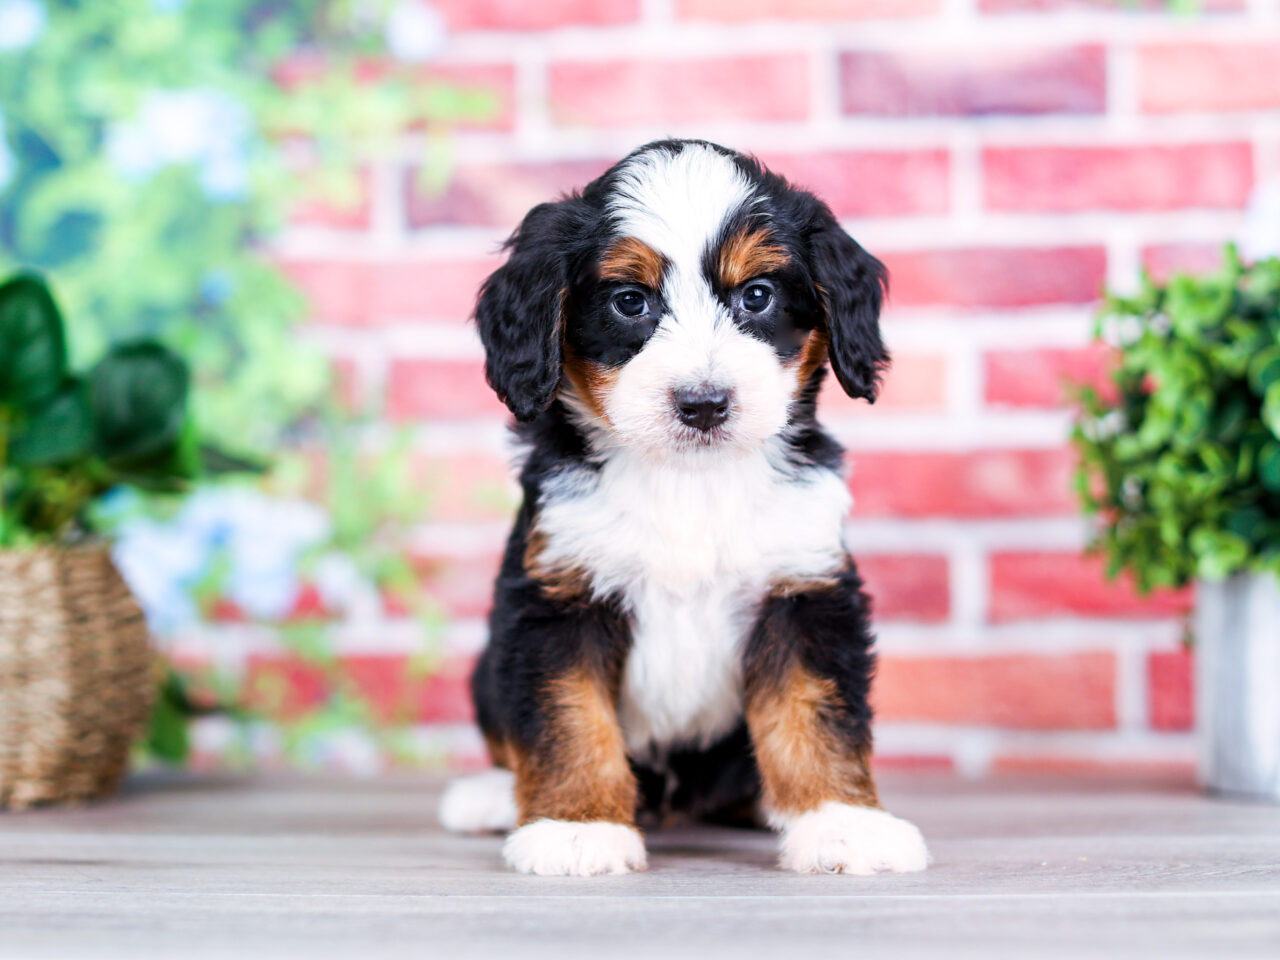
[719, 226, 791, 289]
[746, 662, 879, 816]
[514, 668, 637, 825]
[770, 573, 841, 598]
[790, 328, 829, 396]
[561, 347, 619, 425]
[484, 732, 513, 770]
[600, 236, 666, 289]
[524, 525, 593, 603]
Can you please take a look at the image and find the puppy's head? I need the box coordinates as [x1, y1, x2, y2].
[476, 140, 887, 457]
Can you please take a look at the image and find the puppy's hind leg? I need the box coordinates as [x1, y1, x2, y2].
[438, 768, 518, 834]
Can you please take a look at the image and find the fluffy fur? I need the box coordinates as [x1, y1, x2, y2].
[442, 139, 926, 877]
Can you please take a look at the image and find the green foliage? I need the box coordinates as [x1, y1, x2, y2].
[0, 271, 250, 545]
[1, 1, 497, 768]
[0, 0, 497, 453]
[1072, 246, 1280, 590]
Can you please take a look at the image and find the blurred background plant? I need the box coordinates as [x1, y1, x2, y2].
[0, 0, 497, 769]
[1074, 247, 1280, 593]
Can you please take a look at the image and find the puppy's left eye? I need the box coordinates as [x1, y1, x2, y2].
[612, 290, 648, 318]
[742, 282, 774, 313]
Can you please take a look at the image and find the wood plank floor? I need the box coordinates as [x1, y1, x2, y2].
[3, 772, 1279, 959]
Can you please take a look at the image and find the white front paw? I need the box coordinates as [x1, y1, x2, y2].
[778, 802, 929, 875]
[503, 819, 647, 876]
[438, 769, 518, 834]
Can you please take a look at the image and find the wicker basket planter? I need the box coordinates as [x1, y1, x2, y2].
[0, 545, 154, 809]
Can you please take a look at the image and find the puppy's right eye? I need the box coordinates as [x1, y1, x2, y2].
[611, 290, 648, 318]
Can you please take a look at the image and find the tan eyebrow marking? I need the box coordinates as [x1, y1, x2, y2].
[599, 236, 668, 289]
[718, 225, 791, 288]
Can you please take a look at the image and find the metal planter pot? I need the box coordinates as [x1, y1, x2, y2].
[1195, 573, 1280, 801]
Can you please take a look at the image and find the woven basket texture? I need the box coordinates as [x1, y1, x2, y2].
[0, 545, 154, 809]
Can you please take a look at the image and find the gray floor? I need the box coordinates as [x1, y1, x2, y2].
[3, 772, 1279, 959]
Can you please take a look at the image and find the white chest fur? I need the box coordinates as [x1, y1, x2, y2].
[534, 444, 851, 757]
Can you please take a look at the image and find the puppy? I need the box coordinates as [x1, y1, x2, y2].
[439, 139, 929, 877]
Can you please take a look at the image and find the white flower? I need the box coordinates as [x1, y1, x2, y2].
[1241, 181, 1280, 263]
[112, 518, 209, 632]
[384, 1, 446, 63]
[0, 0, 45, 51]
[105, 88, 251, 200]
[218, 491, 330, 619]
[313, 551, 363, 612]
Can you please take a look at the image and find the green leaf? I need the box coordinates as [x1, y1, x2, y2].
[7, 381, 94, 466]
[146, 671, 192, 765]
[200, 444, 267, 475]
[1259, 441, 1280, 494]
[1265, 382, 1280, 440]
[88, 341, 190, 466]
[0, 273, 68, 409]
[1190, 528, 1251, 580]
[1248, 347, 1280, 396]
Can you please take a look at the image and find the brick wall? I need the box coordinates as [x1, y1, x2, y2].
[245, 0, 1280, 775]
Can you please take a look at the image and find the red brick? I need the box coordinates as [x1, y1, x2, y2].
[348, 654, 476, 724]
[431, 0, 639, 30]
[982, 0, 1242, 11]
[850, 448, 1077, 518]
[414, 452, 518, 523]
[417, 551, 503, 619]
[872, 754, 956, 772]
[245, 655, 331, 719]
[822, 352, 947, 414]
[839, 45, 1105, 117]
[883, 246, 1107, 308]
[550, 54, 810, 127]
[984, 143, 1253, 213]
[1140, 43, 1280, 113]
[678, 0, 940, 20]
[991, 755, 1196, 780]
[984, 344, 1117, 408]
[874, 652, 1117, 729]
[406, 159, 612, 228]
[1148, 648, 1194, 732]
[387, 359, 506, 421]
[1142, 243, 1230, 283]
[279, 257, 500, 326]
[989, 552, 1194, 621]
[760, 150, 950, 218]
[859, 554, 950, 622]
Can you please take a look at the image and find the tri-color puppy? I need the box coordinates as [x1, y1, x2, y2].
[439, 139, 929, 877]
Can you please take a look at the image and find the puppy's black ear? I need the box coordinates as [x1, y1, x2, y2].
[806, 201, 889, 403]
[475, 200, 577, 422]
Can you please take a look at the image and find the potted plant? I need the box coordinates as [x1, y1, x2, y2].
[1073, 246, 1280, 800]
[0, 271, 246, 807]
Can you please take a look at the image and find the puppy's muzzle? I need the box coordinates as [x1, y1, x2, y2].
[671, 384, 733, 432]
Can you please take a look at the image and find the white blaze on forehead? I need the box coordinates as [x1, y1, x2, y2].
[607, 143, 756, 266]
[595, 144, 792, 458]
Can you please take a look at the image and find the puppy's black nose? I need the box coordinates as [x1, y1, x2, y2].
[672, 385, 732, 431]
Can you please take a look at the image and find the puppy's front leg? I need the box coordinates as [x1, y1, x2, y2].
[502, 667, 646, 876]
[745, 574, 929, 875]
